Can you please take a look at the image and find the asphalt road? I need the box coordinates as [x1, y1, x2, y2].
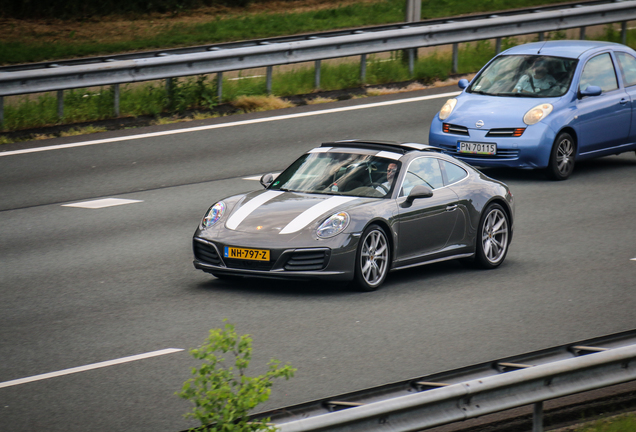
[1, 86, 635, 432]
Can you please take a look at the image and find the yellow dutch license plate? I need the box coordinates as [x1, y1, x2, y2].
[224, 246, 270, 261]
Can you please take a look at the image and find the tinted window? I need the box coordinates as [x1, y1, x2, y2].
[580, 53, 618, 92]
[441, 160, 468, 184]
[615, 52, 636, 87]
[399, 157, 443, 197]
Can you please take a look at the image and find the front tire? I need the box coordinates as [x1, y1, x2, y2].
[547, 132, 575, 180]
[475, 203, 510, 269]
[353, 224, 390, 291]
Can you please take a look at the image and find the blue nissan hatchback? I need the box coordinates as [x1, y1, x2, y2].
[428, 40, 636, 180]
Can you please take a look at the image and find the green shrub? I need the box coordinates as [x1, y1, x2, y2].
[177, 321, 296, 432]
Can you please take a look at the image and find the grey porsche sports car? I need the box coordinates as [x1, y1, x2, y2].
[193, 140, 514, 291]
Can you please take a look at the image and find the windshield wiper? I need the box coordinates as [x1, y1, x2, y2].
[492, 92, 540, 98]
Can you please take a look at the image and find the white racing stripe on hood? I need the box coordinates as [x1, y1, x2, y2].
[279, 196, 357, 235]
[226, 190, 284, 230]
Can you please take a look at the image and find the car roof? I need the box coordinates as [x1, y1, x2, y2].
[501, 40, 628, 59]
[322, 139, 443, 155]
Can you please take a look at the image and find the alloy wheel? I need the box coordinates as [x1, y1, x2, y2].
[360, 228, 389, 287]
[555, 136, 574, 177]
[481, 208, 509, 265]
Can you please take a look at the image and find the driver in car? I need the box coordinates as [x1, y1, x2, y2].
[514, 60, 556, 94]
[376, 162, 398, 195]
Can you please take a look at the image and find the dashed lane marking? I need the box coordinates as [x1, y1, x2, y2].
[62, 198, 143, 209]
[0, 348, 183, 389]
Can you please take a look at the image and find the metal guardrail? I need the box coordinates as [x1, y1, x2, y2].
[2, 0, 636, 123]
[251, 330, 636, 432]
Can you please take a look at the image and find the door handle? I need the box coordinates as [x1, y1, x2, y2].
[446, 204, 458, 211]
[620, 98, 629, 105]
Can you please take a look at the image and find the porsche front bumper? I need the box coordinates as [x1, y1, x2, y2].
[192, 235, 359, 282]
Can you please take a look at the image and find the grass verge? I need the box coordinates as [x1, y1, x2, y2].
[1, 26, 634, 144]
[0, 0, 576, 65]
[564, 412, 636, 431]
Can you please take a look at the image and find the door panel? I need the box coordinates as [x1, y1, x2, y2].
[575, 52, 631, 154]
[396, 188, 460, 259]
[395, 157, 460, 259]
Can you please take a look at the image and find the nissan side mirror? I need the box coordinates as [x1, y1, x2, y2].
[406, 184, 434, 203]
[458, 79, 469, 89]
[260, 173, 275, 188]
[579, 85, 602, 99]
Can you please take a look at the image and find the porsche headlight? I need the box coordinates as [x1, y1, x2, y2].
[317, 212, 350, 239]
[523, 103, 553, 125]
[201, 202, 226, 228]
[438, 98, 457, 120]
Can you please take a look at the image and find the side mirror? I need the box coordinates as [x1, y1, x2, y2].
[260, 173, 275, 188]
[458, 79, 469, 89]
[406, 184, 433, 203]
[579, 85, 602, 98]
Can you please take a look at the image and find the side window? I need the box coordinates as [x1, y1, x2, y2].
[440, 160, 468, 185]
[399, 157, 444, 197]
[579, 53, 618, 92]
[615, 52, 636, 87]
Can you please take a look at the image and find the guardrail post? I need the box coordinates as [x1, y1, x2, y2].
[113, 84, 120, 117]
[266, 66, 273, 94]
[622, 21, 627, 45]
[580, 26, 586, 40]
[408, 48, 415, 77]
[314, 60, 321, 90]
[533, 402, 544, 432]
[495, 37, 502, 54]
[166, 78, 173, 108]
[538, 32, 545, 41]
[57, 90, 64, 119]
[360, 54, 367, 84]
[217, 72, 223, 103]
[405, 0, 421, 22]
[0, 96, 4, 129]
[452, 43, 458, 74]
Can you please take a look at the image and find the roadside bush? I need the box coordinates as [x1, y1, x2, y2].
[177, 321, 296, 432]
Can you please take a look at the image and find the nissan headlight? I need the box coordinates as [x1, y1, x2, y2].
[438, 98, 457, 120]
[523, 103, 553, 125]
[201, 202, 226, 228]
[317, 212, 350, 239]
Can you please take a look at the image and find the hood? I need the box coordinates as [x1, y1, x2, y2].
[224, 190, 368, 235]
[448, 94, 561, 129]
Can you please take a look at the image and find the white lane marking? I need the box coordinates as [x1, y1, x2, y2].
[631, 257, 636, 261]
[280, 196, 357, 234]
[0, 348, 183, 389]
[0, 92, 460, 157]
[62, 198, 143, 209]
[243, 172, 280, 181]
[225, 190, 284, 230]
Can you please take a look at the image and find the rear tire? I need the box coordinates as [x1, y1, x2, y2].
[546, 132, 575, 180]
[353, 224, 390, 291]
[475, 203, 510, 269]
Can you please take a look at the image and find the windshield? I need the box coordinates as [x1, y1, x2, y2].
[269, 151, 401, 198]
[468, 55, 578, 97]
